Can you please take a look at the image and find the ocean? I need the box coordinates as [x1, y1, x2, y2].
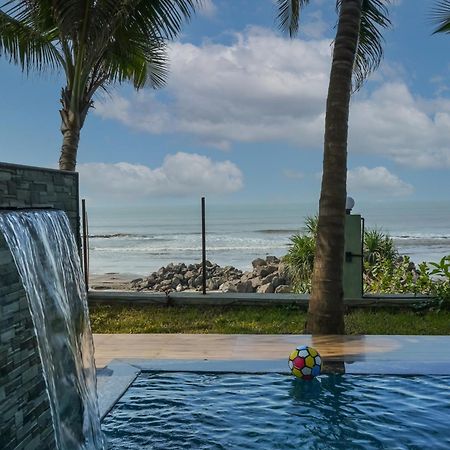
[86, 200, 450, 276]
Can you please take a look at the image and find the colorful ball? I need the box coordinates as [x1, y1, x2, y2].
[288, 345, 322, 380]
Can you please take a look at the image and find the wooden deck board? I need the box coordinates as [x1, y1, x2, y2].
[93, 334, 450, 370]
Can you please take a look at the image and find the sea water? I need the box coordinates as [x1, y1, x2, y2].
[87, 200, 450, 276]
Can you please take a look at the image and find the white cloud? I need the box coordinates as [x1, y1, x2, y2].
[95, 27, 331, 149]
[349, 83, 450, 168]
[94, 27, 450, 168]
[347, 166, 413, 197]
[78, 152, 243, 200]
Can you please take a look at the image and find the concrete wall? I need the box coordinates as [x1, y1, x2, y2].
[0, 235, 56, 449]
[0, 162, 80, 249]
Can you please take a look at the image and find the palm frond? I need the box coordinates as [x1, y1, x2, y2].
[0, 9, 60, 72]
[431, 1, 450, 34]
[100, 30, 168, 90]
[276, 0, 310, 37]
[345, 0, 392, 91]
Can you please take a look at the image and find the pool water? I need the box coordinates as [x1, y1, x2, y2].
[102, 373, 450, 449]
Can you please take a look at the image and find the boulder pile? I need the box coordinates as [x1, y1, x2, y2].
[129, 256, 292, 294]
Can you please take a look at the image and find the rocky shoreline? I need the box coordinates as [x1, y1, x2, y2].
[112, 256, 293, 293]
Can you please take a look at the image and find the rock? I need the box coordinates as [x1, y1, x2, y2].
[252, 258, 267, 268]
[270, 276, 282, 289]
[219, 281, 238, 293]
[257, 283, 274, 294]
[240, 273, 251, 283]
[207, 277, 221, 290]
[261, 272, 277, 285]
[176, 284, 183, 292]
[266, 256, 280, 265]
[275, 285, 291, 293]
[257, 264, 277, 278]
[236, 280, 254, 293]
[251, 277, 263, 289]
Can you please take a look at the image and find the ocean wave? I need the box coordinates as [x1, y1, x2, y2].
[393, 234, 450, 240]
[254, 229, 299, 234]
[90, 244, 289, 254]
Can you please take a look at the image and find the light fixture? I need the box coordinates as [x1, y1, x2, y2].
[345, 196, 355, 214]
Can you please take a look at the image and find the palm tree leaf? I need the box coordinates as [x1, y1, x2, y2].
[343, 0, 392, 91]
[100, 28, 168, 90]
[0, 9, 60, 72]
[276, 0, 310, 37]
[431, 1, 450, 34]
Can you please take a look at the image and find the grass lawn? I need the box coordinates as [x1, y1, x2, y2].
[89, 304, 450, 335]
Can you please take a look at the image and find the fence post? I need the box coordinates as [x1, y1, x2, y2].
[201, 197, 207, 295]
[81, 199, 89, 291]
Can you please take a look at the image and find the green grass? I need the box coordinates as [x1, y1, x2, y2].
[89, 304, 450, 335]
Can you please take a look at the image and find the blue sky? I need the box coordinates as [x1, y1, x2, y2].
[0, 0, 449, 206]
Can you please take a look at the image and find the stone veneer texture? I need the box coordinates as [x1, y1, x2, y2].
[0, 163, 80, 449]
[0, 162, 80, 249]
[0, 235, 57, 449]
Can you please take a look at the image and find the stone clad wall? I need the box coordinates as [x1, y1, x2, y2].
[0, 162, 80, 249]
[0, 235, 56, 449]
[0, 163, 80, 449]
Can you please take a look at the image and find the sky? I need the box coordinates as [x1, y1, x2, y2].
[0, 0, 449, 206]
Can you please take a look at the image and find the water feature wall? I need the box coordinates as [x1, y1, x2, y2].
[0, 211, 103, 449]
[0, 231, 57, 449]
[0, 164, 101, 449]
[0, 162, 80, 249]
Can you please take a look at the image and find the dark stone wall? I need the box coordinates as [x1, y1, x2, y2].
[0, 163, 80, 449]
[0, 235, 57, 449]
[0, 162, 80, 250]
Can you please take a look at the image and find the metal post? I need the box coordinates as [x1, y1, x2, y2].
[201, 197, 207, 295]
[81, 199, 89, 291]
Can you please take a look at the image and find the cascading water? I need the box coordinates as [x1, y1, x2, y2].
[0, 210, 104, 449]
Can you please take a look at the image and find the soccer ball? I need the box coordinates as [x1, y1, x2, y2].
[288, 345, 322, 380]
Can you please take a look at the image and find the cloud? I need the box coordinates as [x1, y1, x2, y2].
[347, 166, 413, 197]
[78, 152, 243, 200]
[349, 83, 450, 168]
[94, 27, 450, 168]
[95, 27, 331, 149]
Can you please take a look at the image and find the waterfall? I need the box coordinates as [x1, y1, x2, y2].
[0, 210, 104, 450]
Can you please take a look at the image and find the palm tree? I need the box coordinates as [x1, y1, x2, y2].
[276, 0, 391, 333]
[0, 0, 200, 171]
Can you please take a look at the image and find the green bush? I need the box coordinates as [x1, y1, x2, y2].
[283, 215, 317, 293]
[283, 216, 450, 306]
[363, 228, 398, 264]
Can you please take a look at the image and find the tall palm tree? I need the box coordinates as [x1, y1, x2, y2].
[276, 0, 391, 334]
[0, 0, 200, 171]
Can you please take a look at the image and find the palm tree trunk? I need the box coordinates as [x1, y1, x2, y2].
[58, 87, 90, 172]
[305, 0, 362, 334]
[59, 109, 80, 172]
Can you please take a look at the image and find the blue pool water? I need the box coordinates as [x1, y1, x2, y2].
[102, 373, 450, 449]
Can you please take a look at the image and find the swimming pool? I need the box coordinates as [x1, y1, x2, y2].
[102, 372, 450, 449]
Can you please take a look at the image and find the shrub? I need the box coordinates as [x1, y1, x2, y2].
[284, 217, 449, 305]
[283, 215, 317, 293]
[363, 228, 398, 265]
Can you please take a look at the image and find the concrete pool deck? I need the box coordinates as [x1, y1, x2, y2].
[94, 334, 450, 419]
